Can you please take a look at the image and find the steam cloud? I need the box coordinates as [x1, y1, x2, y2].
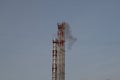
[64, 22, 77, 49]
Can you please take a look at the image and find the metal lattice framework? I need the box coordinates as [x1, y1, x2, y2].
[52, 22, 65, 80]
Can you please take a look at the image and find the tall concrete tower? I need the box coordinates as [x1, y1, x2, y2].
[52, 22, 65, 80]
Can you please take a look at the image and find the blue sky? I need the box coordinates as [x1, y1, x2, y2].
[0, 0, 120, 80]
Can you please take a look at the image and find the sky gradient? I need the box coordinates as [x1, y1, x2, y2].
[0, 0, 120, 80]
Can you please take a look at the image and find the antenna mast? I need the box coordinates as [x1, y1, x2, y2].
[52, 22, 65, 80]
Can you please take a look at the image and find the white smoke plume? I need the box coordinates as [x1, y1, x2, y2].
[64, 22, 77, 49]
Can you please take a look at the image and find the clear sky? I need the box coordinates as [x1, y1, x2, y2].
[0, 0, 120, 80]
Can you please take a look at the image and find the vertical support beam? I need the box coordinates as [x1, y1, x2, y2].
[52, 38, 58, 80]
[52, 22, 65, 80]
[57, 22, 65, 80]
